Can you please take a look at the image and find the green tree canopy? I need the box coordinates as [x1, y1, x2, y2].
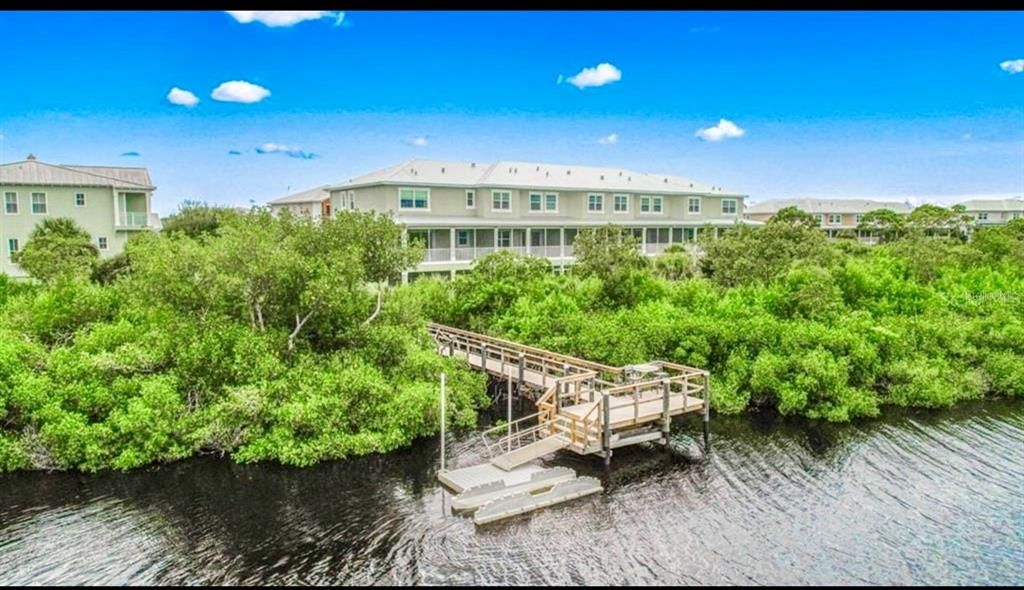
[160, 200, 244, 239]
[770, 206, 820, 228]
[857, 208, 906, 242]
[11, 218, 98, 283]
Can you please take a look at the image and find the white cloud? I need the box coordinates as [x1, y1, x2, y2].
[405, 136, 429, 147]
[565, 62, 622, 89]
[999, 59, 1024, 74]
[597, 133, 619, 145]
[225, 11, 344, 27]
[211, 81, 271, 104]
[167, 87, 199, 107]
[255, 143, 318, 159]
[695, 119, 745, 142]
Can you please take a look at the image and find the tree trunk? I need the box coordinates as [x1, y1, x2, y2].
[287, 310, 315, 351]
[362, 288, 384, 327]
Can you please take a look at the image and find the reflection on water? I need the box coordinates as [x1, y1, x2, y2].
[1, 400, 1022, 585]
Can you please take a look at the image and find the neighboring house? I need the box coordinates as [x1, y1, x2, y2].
[325, 159, 753, 280]
[0, 154, 156, 278]
[744, 198, 914, 241]
[267, 185, 331, 219]
[957, 197, 1024, 227]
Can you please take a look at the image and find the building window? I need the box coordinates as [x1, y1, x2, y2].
[457, 230, 471, 247]
[545, 193, 558, 212]
[466, 190, 475, 209]
[855, 214, 864, 223]
[722, 199, 737, 215]
[3, 192, 16, 214]
[98, 237, 108, 250]
[828, 213, 842, 225]
[75, 192, 86, 207]
[529, 193, 543, 211]
[688, 197, 701, 214]
[497, 229, 511, 247]
[977, 212, 989, 221]
[31, 192, 47, 214]
[7, 239, 18, 261]
[613, 194, 629, 213]
[640, 196, 651, 213]
[587, 193, 604, 212]
[492, 191, 511, 211]
[348, 191, 356, 210]
[399, 188, 429, 210]
[815, 214, 824, 224]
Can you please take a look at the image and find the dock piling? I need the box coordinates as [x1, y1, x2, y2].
[703, 373, 711, 452]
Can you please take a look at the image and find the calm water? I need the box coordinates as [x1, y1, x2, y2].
[1, 400, 1022, 585]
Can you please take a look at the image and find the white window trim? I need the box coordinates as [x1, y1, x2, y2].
[348, 191, 356, 210]
[7, 238, 18, 260]
[722, 199, 738, 215]
[496, 228, 512, 247]
[456, 229, 471, 247]
[528, 192, 544, 213]
[612, 194, 629, 214]
[587, 193, 605, 214]
[544, 193, 559, 214]
[491, 190, 513, 213]
[827, 213, 842, 225]
[75, 192, 87, 207]
[98, 237, 109, 250]
[3, 191, 17, 215]
[398, 187, 430, 211]
[977, 212, 988, 221]
[465, 190, 476, 209]
[31, 192, 47, 215]
[639, 195, 664, 215]
[687, 197, 702, 214]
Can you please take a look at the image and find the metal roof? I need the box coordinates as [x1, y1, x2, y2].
[957, 197, 1024, 212]
[745, 198, 914, 215]
[0, 159, 154, 190]
[328, 159, 744, 197]
[268, 185, 330, 205]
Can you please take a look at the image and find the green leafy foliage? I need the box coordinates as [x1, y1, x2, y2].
[0, 210, 486, 473]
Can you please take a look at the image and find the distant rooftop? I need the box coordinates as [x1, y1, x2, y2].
[957, 197, 1024, 212]
[0, 154, 154, 189]
[268, 185, 330, 205]
[327, 159, 743, 196]
[745, 198, 914, 215]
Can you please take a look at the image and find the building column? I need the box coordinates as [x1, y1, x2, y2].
[472, 228, 478, 260]
[449, 227, 456, 262]
[401, 228, 409, 284]
[112, 189, 120, 226]
[526, 227, 532, 256]
[560, 227, 566, 258]
[642, 227, 648, 254]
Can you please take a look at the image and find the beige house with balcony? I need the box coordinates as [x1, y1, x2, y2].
[325, 159, 752, 280]
[744, 198, 914, 241]
[957, 197, 1024, 227]
[0, 154, 156, 278]
[267, 185, 331, 220]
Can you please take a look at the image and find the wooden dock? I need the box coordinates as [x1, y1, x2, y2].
[429, 323, 711, 467]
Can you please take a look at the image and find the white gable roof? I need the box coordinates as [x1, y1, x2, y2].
[958, 197, 1024, 212]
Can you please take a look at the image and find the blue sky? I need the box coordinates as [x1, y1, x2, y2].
[1, 10, 1022, 215]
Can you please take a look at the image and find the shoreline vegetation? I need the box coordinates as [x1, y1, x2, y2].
[1, 204, 1022, 473]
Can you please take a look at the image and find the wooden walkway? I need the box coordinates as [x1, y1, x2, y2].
[429, 323, 712, 467]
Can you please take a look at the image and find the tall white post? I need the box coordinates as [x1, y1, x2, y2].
[449, 227, 456, 261]
[440, 372, 446, 472]
[507, 374, 513, 454]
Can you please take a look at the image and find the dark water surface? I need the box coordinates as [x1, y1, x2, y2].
[2, 400, 1022, 585]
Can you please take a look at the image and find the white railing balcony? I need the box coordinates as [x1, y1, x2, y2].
[645, 243, 671, 255]
[121, 212, 149, 227]
[454, 247, 476, 261]
[422, 248, 452, 263]
[529, 245, 566, 258]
